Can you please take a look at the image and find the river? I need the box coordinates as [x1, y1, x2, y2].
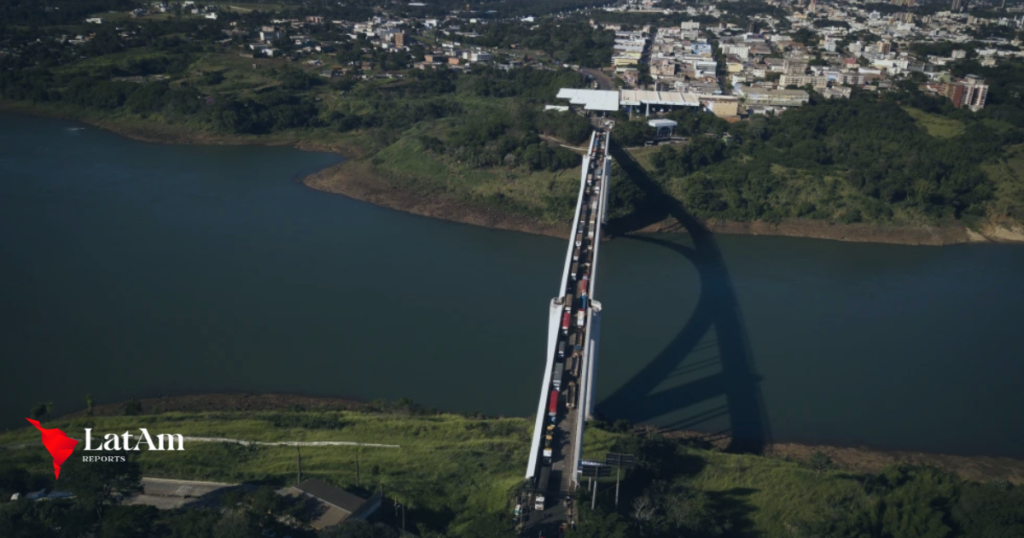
[2, 114, 1023, 458]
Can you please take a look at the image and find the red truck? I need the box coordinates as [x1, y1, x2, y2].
[548, 390, 559, 419]
[561, 311, 570, 333]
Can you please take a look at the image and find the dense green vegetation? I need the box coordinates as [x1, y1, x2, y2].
[614, 69, 1024, 228]
[461, 19, 614, 68]
[1, 410, 1022, 538]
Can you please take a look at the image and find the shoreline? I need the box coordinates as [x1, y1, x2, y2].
[4, 101, 1023, 245]
[55, 393, 1024, 485]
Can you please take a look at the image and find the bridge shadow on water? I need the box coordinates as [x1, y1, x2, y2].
[597, 141, 772, 454]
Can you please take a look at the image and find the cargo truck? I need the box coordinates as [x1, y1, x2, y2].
[573, 246, 580, 261]
[580, 293, 588, 311]
[552, 362, 564, 391]
[561, 312, 570, 334]
[564, 293, 574, 311]
[535, 467, 551, 510]
[567, 381, 577, 409]
[571, 262, 579, 279]
[557, 341, 566, 358]
[575, 232, 583, 247]
[548, 390, 559, 420]
[576, 310, 585, 328]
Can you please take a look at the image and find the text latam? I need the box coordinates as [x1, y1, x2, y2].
[83, 429, 184, 451]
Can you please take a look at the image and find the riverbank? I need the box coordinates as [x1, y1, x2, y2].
[45, 393, 1024, 486]
[302, 157, 1024, 245]
[5, 101, 1023, 245]
[4, 401, 1022, 537]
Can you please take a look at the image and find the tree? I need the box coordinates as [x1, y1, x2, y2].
[121, 400, 142, 416]
[29, 402, 52, 422]
[452, 513, 517, 538]
[0, 466, 31, 500]
[631, 494, 657, 534]
[61, 453, 143, 519]
[951, 481, 1024, 537]
[98, 505, 157, 538]
[809, 451, 834, 475]
[211, 510, 259, 538]
[569, 504, 630, 538]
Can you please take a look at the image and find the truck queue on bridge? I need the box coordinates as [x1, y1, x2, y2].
[529, 130, 608, 520]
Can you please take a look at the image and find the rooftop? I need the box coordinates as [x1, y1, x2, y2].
[555, 88, 620, 111]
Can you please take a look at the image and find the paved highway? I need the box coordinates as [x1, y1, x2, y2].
[521, 129, 611, 535]
[581, 68, 615, 90]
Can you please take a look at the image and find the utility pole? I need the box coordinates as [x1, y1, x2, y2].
[603, 453, 634, 509]
[296, 447, 302, 485]
[591, 479, 597, 510]
[615, 464, 620, 508]
[355, 447, 360, 487]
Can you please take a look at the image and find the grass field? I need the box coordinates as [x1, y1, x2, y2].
[904, 106, 966, 139]
[371, 128, 581, 224]
[2, 411, 532, 521]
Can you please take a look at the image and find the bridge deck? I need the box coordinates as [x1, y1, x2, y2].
[521, 129, 612, 531]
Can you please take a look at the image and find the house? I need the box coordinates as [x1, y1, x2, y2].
[282, 479, 382, 530]
[260, 30, 282, 43]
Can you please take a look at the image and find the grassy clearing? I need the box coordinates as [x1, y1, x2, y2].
[1, 412, 532, 517]
[371, 130, 581, 223]
[904, 106, 966, 139]
[625, 145, 661, 171]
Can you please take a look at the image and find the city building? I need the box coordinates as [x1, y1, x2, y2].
[941, 75, 988, 110]
[735, 84, 810, 107]
[779, 74, 829, 88]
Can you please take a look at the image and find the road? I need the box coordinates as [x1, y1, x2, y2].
[581, 68, 614, 90]
[522, 130, 610, 534]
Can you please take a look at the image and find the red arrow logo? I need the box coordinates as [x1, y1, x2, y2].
[25, 418, 79, 480]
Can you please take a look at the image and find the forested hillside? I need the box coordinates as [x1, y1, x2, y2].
[608, 68, 1024, 231]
